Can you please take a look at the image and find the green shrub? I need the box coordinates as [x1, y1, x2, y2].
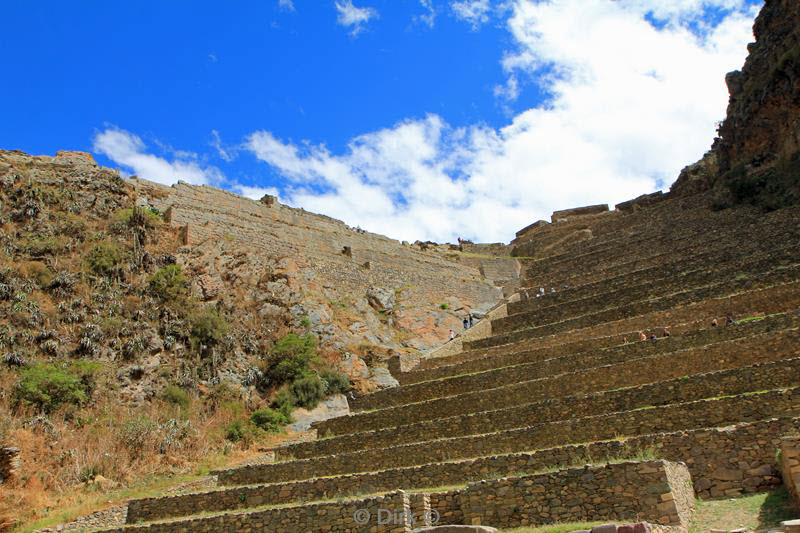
[14, 362, 99, 413]
[289, 374, 325, 409]
[270, 388, 295, 417]
[189, 308, 229, 352]
[24, 236, 70, 256]
[86, 241, 126, 278]
[439, 303, 448, 310]
[111, 207, 161, 234]
[250, 407, 290, 433]
[320, 368, 351, 395]
[224, 419, 246, 442]
[264, 333, 318, 385]
[162, 385, 191, 410]
[148, 265, 189, 302]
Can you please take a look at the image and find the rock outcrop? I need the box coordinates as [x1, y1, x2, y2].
[671, 0, 800, 208]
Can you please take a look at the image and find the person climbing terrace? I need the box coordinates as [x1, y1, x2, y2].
[639, 331, 647, 341]
[650, 333, 657, 342]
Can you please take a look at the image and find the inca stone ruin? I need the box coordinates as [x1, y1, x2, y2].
[2, 0, 800, 532]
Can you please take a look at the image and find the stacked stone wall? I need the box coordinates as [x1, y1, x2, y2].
[347, 327, 798, 416]
[514, 232, 800, 313]
[128, 461, 691, 530]
[398, 312, 797, 387]
[494, 259, 800, 336]
[129, 179, 502, 341]
[470, 279, 800, 350]
[295, 357, 800, 459]
[111, 491, 412, 533]
[780, 436, 800, 507]
[452, 461, 690, 529]
[519, 205, 800, 286]
[218, 388, 800, 487]
[0, 447, 19, 484]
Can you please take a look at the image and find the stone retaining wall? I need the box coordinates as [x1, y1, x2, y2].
[127, 461, 691, 530]
[494, 260, 800, 336]
[468, 280, 800, 351]
[780, 436, 800, 507]
[131, 416, 797, 523]
[396, 312, 797, 388]
[439, 461, 691, 529]
[0, 447, 19, 484]
[345, 327, 798, 420]
[217, 388, 800, 486]
[512, 236, 800, 316]
[110, 491, 412, 532]
[288, 357, 800, 460]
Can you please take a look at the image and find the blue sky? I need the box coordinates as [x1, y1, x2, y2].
[1, 0, 763, 242]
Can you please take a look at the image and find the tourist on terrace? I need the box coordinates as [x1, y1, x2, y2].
[726, 314, 735, 326]
[663, 327, 671, 338]
[712, 318, 719, 327]
[449, 329, 455, 341]
[469, 313, 474, 328]
[463, 317, 469, 330]
[639, 331, 647, 341]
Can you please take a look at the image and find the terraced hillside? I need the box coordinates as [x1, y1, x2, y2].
[100, 194, 800, 532]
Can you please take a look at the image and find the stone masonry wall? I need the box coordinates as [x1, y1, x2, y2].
[128, 460, 692, 529]
[290, 357, 800, 460]
[451, 461, 691, 529]
[781, 436, 800, 507]
[0, 447, 20, 484]
[137, 416, 797, 523]
[113, 491, 412, 533]
[512, 236, 800, 316]
[493, 257, 800, 336]
[346, 326, 798, 418]
[217, 387, 800, 487]
[129, 178, 502, 349]
[396, 312, 797, 387]
[468, 279, 800, 351]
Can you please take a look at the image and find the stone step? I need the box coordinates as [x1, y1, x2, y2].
[396, 310, 797, 389]
[520, 205, 799, 283]
[349, 324, 799, 414]
[495, 259, 800, 336]
[128, 417, 798, 523]
[112, 461, 691, 532]
[469, 277, 800, 351]
[217, 387, 800, 486]
[294, 356, 800, 460]
[513, 235, 800, 314]
[520, 209, 800, 291]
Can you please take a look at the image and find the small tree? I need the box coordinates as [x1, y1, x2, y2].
[148, 265, 189, 302]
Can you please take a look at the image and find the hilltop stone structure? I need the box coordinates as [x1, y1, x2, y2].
[18, 0, 800, 531]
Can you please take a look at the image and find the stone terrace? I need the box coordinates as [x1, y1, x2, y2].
[108, 197, 800, 532]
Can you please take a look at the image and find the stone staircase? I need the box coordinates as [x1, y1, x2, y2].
[102, 201, 800, 532]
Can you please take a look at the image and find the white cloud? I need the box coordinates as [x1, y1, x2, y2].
[451, 0, 491, 30]
[92, 127, 224, 186]
[210, 129, 236, 162]
[335, 0, 378, 36]
[234, 184, 283, 201]
[278, 0, 295, 11]
[416, 0, 437, 28]
[244, 0, 758, 243]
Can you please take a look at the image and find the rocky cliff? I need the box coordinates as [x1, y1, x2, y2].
[671, 0, 800, 208]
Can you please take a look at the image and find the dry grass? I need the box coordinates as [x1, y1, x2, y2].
[0, 384, 295, 530]
[689, 489, 798, 532]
